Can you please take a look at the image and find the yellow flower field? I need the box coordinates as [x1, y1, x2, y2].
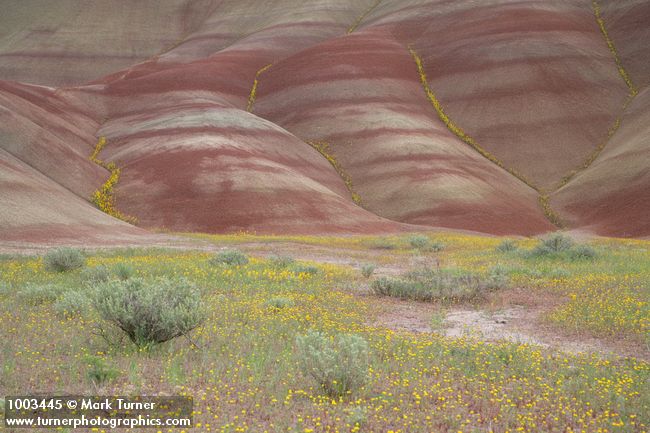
[0, 233, 648, 432]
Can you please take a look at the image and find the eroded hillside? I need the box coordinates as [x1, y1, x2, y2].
[0, 0, 648, 241]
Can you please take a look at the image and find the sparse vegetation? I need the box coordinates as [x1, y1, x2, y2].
[569, 244, 597, 260]
[496, 239, 518, 253]
[0, 281, 10, 296]
[43, 247, 85, 272]
[296, 330, 369, 398]
[0, 235, 647, 432]
[406, 235, 445, 252]
[367, 237, 397, 250]
[307, 141, 362, 205]
[430, 309, 447, 330]
[372, 267, 508, 303]
[292, 264, 319, 275]
[409, 46, 537, 191]
[113, 262, 135, 280]
[533, 232, 574, 254]
[93, 277, 205, 348]
[84, 355, 119, 385]
[89, 137, 138, 224]
[360, 263, 376, 278]
[210, 249, 249, 266]
[408, 234, 430, 249]
[268, 254, 295, 269]
[527, 233, 597, 260]
[53, 290, 91, 318]
[246, 63, 272, 112]
[426, 240, 445, 252]
[18, 283, 65, 305]
[265, 296, 295, 310]
[81, 265, 111, 283]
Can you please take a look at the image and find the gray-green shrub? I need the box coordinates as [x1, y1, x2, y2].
[93, 277, 205, 348]
[346, 406, 368, 428]
[371, 267, 507, 303]
[0, 281, 10, 296]
[269, 254, 295, 268]
[18, 283, 65, 305]
[408, 235, 430, 249]
[368, 238, 396, 250]
[426, 241, 445, 252]
[81, 265, 111, 284]
[407, 235, 445, 252]
[54, 290, 91, 318]
[527, 233, 596, 260]
[293, 264, 319, 275]
[265, 296, 295, 310]
[496, 240, 518, 253]
[569, 244, 597, 260]
[210, 250, 249, 266]
[296, 330, 369, 398]
[113, 262, 135, 280]
[529, 233, 574, 257]
[486, 265, 510, 289]
[360, 264, 376, 278]
[43, 247, 85, 272]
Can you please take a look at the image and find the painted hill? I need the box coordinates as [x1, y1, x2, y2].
[0, 0, 648, 241]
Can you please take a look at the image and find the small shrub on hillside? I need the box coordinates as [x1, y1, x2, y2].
[54, 290, 91, 318]
[360, 264, 376, 278]
[210, 250, 249, 266]
[293, 264, 319, 275]
[269, 254, 295, 269]
[18, 283, 65, 305]
[43, 247, 85, 272]
[93, 277, 205, 348]
[265, 296, 295, 310]
[296, 330, 369, 398]
[84, 355, 119, 385]
[496, 240, 518, 253]
[81, 265, 111, 284]
[113, 262, 135, 280]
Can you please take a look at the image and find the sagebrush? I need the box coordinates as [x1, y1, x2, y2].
[210, 250, 249, 266]
[43, 248, 85, 272]
[296, 330, 369, 398]
[371, 267, 508, 303]
[93, 277, 205, 347]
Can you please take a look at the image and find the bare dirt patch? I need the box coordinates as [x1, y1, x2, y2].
[370, 296, 648, 360]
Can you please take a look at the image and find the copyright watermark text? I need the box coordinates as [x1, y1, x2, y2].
[4, 396, 193, 429]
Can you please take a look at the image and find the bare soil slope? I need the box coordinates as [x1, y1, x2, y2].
[0, 0, 647, 241]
